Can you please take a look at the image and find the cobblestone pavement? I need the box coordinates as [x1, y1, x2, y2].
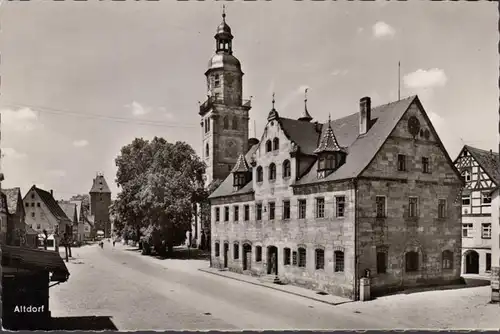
[50, 243, 500, 330]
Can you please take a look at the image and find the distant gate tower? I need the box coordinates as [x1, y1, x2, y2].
[89, 172, 112, 238]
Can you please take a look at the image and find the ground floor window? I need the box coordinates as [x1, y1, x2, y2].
[405, 251, 419, 272]
[292, 251, 297, 266]
[486, 253, 492, 272]
[233, 243, 239, 260]
[442, 250, 453, 269]
[256, 246, 262, 262]
[284, 247, 291, 265]
[376, 251, 387, 274]
[334, 251, 344, 272]
[215, 242, 220, 257]
[315, 249, 325, 270]
[298, 247, 306, 267]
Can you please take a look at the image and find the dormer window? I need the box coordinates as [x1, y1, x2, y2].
[313, 115, 347, 178]
[318, 155, 336, 171]
[233, 173, 246, 188]
[265, 140, 272, 152]
[232, 154, 251, 191]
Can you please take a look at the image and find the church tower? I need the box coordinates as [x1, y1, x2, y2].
[199, 7, 252, 186]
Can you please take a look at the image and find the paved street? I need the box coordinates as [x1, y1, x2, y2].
[50, 243, 500, 330]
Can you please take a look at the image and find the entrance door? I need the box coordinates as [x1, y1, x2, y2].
[267, 246, 278, 275]
[223, 243, 229, 268]
[465, 251, 480, 274]
[243, 244, 252, 271]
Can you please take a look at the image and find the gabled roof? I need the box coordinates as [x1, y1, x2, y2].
[231, 154, 251, 173]
[459, 145, 500, 187]
[58, 201, 77, 224]
[313, 118, 346, 154]
[90, 174, 112, 194]
[210, 96, 422, 198]
[24, 186, 71, 224]
[2, 187, 23, 215]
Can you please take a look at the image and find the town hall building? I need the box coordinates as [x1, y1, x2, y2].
[203, 11, 465, 300]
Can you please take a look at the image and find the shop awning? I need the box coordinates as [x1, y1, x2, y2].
[1, 245, 70, 282]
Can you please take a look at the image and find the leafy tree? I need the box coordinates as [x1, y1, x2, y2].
[199, 179, 223, 249]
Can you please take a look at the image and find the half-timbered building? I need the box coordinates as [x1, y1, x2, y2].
[454, 146, 499, 276]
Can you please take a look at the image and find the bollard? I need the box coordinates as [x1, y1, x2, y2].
[360, 277, 371, 302]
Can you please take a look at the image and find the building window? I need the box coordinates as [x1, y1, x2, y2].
[256, 246, 262, 262]
[256, 203, 262, 221]
[334, 251, 345, 272]
[315, 248, 325, 270]
[36, 224, 41, 230]
[376, 196, 386, 218]
[482, 192, 492, 204]
[215, 207, 220, 222]
[256, 166, 263, 182]
[462, 195, 471, 206]
[462, 170, 471, 182]
[224, 206, 229, 221]
[377, 251, 387, 274]
[282, 160, 291, 178]
[269, 163, 276, 181]
[215, 242, 220, 256]
[37, 202, 40, 207]
[31, 212, 35, 218]
[214, 74, 221, 87]
[438, 199, 447, 218]
[316, 198, 325, 218]
[269, 202, 275, 220]
[206, 118, 210, 132]
[205, 143, 209, 158]
[234, 206, 239, 221]
[25, 202, 29, 207]
[223, 116, 229, 129]
[298, 199, 306, 219]
[265, 140, 272, 153]
[283, 200, 290, 220]
[442, 250, 453, 269]
[422, 157, 430, 173]
[31, 193, 35, 199]
[408, 197, 418, 218]
[292, 251, 298, 266]
[405, 251, 419, 272]
[232, 118, 238, 130]
[482, 223, 491, 239]
[284, 248, 291, 265]
[397, 154, 406, 171]
[462, 223, 473, 237]
[233, 243, 239, 260]
[298, 247, 306, 267]
[272, 138, 279, 151]
[336, 196, 346, 217]
[31, 203, 35, 207]
[244, 205, 250, 221]
[486, 253, 492, 271]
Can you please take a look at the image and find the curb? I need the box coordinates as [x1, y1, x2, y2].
[198, 268, 352, 306]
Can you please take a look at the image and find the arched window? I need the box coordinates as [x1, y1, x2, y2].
[205, 143, 209, 158]
[315, 248, 325, 270]
[232, 117, 238, 130]
[283, 160, 291, 178]
[206, 118, 210, 132]
[233, 243, 239, 260]
[273, 138, 279, 151]
[334, 251, 345, 272]
[405, 251, 419, 272]
[265, 140, 272, 152]
[442, 250, 453, 269]
[223, 116, 229, 129]
[215, 242, 220, 256]
[256, 166, 263, 182]
[269, 163, 276, 181]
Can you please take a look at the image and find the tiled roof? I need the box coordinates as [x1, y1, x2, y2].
[2, 245, 70, 282]
[90, 174, 112, 194]
[464, 145, 500, 186]
[313, 119, 345, 154]
[231, 154, 251, 173]
[25, 186, 71, 224]
[2, 187, 22, 215]
[209, 144, 259, 199]
[58, 201, 77, 224]
[210, 96, 419, 198]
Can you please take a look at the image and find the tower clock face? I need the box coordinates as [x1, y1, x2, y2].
[224, 139, 238, 158]
[407, 116, 421, 137]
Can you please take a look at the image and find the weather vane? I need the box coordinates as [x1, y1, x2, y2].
[272, 92, 276, 109]
[305, 88, 308, 102]
[222, 4, 226, 20]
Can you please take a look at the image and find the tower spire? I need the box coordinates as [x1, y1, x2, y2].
[298, 87, 313, 122]
[222, 4, 226, 21]
[272, 92, 276, 110]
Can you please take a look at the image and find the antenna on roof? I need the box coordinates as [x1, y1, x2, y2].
[398, 61, 401, 101]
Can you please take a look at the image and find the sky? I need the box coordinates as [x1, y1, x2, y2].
[0, 0, 497, 200]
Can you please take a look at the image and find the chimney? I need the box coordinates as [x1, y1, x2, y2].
[314, 121, 322, 133]
[359, 96, 371, 135]
[50, 189, 53, 197]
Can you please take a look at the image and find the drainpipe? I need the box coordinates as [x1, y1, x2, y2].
[353, 178, 359, 301]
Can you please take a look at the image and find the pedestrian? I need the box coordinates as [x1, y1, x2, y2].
[113, 240, 116, 247]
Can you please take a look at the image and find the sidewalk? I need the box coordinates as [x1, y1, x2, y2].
[199, 267, 352, 306]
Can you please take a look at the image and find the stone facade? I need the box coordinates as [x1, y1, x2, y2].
[24, 190, 60, 235]
[89, 174, 112, 238]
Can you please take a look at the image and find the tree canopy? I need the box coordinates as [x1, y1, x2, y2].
[113, 137, 206, 256]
